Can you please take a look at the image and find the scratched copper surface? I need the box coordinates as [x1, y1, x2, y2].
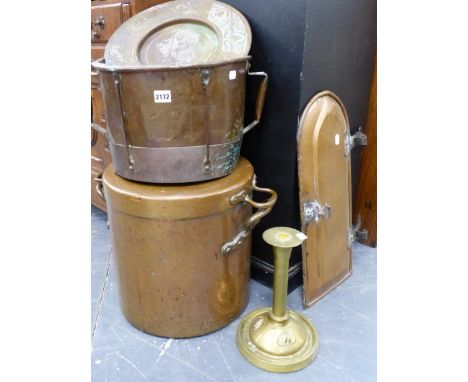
[91, 206, 376, 381]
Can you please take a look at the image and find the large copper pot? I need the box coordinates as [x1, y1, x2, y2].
[92, 57, 267, 183]
[98, 158, 276, 338]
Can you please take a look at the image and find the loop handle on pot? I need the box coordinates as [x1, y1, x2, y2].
[95, 173, 105, 201]
[245, 176, 277, 229]
[222, 176, 277, 255]
[243, 71, 269, 134]
[91, 123, 108, 140]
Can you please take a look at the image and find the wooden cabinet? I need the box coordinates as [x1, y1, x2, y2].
[90, 0, 169, 211]
[91, 1, 132, 43]
[353, 59, 377, 247]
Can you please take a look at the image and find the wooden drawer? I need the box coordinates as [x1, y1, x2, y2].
[91, 128, 108, 167]
[91, 45, 106, 61]
[91, 1, 131, 43]
[91, 70, 99, 87]
[133, 0, 170, 13]
[91, 45, 105, 86]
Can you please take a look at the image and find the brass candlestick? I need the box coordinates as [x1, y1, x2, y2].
[236, 227, 319, 372]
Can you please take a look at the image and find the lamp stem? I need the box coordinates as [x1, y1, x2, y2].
[271, 246, 291, 321]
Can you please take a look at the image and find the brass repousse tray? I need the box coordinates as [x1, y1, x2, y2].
[105, 0, 252, 67]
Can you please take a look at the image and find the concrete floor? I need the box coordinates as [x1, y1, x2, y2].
[92, 206, 376, 381]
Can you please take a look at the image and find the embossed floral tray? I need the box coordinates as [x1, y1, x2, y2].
[105, 0, 252, 67]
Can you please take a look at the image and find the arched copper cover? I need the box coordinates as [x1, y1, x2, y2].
[297, 91, 353, 307]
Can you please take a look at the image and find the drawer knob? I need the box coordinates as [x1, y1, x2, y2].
[91, 16, 105, 38]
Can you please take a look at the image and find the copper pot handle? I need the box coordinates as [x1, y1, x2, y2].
[222, 176, 277, 255]
[243, 71, 269, 134]
[91, 123, 108, 140]
[91, 128, 98, 146]
[245, 176, 277, 229]
[95, 173, 105, 201]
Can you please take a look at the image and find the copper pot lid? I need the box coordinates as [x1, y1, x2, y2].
[105, 0, 252, 67]
[102, 157, 254, 219]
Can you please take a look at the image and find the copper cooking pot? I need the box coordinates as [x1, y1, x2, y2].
[92, 57, 268, 183]
[97, 158, 277, 337]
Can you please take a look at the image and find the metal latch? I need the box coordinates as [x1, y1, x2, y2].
[347, 216, 368, 248]
[303, 200, 331, 223]
[344, 126, 367, 157]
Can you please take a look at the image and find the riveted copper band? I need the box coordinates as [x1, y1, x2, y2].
[109, 139, 242, 184]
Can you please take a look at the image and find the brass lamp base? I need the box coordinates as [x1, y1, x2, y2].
[237, 227, 319, 373]
[236, 307, 319, 372]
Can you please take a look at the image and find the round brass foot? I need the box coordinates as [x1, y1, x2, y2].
[236, 307, 319, 373]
